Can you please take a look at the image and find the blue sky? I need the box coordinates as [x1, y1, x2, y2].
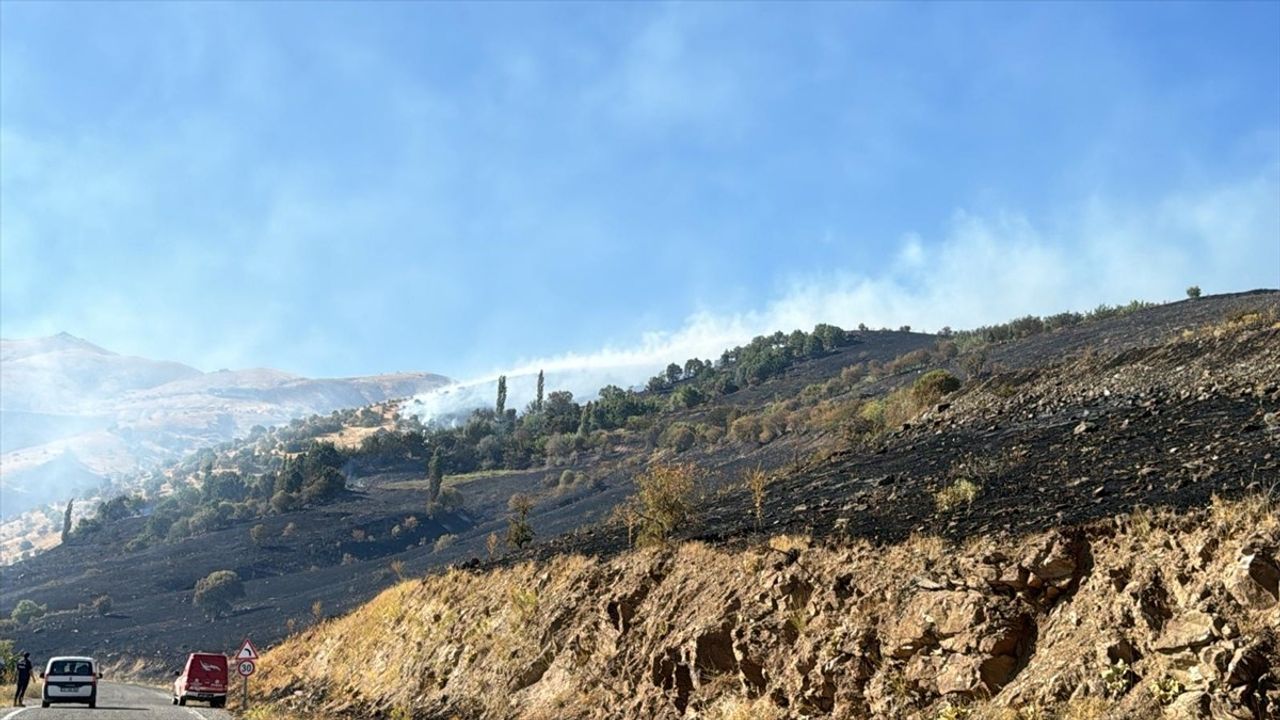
[2, 2, 1277, 382]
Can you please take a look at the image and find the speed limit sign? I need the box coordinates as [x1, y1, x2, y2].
[238, 660, 256, 677]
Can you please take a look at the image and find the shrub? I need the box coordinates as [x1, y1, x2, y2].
[935, 478, 981, 512]
[881, 386, 920, 428]
[249, 524, 268, 546]
[629, 463, 697, 546]
[11, 599, 47, 625]
[282, 521, 297, 537]
[91, 594, 112, 616]
[912, 369, 961, 406]
[729, 415, 762, 445]
[545, 433, 575, 459]
[433, 534, 456, 553]
[270, 491, 300, 514]
[193, 570, 244, 620]
[1186, 285, 1201, 299]
[660, 423, 697, 453]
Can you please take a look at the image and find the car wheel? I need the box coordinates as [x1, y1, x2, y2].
[41, 702, 50, 708]
[211, 697, 225, 708]
[89, 701, 97, 709]
[172, 696, 179, 705]
[178, 696, 187, 706]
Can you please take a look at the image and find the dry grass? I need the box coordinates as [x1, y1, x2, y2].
[744, 466, 769, 529]
[766, 534, 812, 554]
[707, 695, 785, 720]
[935, 478, 981, 512]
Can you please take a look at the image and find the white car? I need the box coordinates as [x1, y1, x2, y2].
[40, 656, 101, 709]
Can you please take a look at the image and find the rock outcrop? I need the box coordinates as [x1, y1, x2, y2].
[256, 496, 1278, 719]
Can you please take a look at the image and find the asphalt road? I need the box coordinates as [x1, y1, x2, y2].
[1, 683, 230, 720]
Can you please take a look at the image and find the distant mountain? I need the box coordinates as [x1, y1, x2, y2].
[0, 334, 451, 517]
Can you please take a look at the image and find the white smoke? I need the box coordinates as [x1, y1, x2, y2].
[409, 175, 1279, 424]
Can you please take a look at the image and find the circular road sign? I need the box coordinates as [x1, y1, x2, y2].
[237, 660, 256, 677]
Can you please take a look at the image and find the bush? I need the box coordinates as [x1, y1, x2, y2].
[629, 463, 697, 546]
[270, 491, 300, 514]
[660, 423, 697, 453]
[729, 415, 762, 445]
[91, 594, 112, 616]
[935, 479, 981, 512]
[912, 370, 962, 406]
[433, 534, 456, 553]
[250, 524, 268, 546]
[193, 570, 244, 620]
[11, 599, 47, 625]
[1186, 285, 1201, 299]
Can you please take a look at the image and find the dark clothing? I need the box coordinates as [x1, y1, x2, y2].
[14, 658, 32, 705]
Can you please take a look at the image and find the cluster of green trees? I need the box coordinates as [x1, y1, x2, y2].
[73, 440, 353, 551]
[950, 299, 1158, 350]
[645, 323, 856, 399]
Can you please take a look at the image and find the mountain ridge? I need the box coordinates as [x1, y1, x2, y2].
[0, 333, 451, 518]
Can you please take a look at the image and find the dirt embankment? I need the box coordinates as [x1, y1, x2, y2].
[253, 494, 1278, 720]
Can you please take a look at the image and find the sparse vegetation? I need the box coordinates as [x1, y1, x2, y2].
[250, 523, 268, 546]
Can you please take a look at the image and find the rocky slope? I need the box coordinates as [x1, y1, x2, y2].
[255, 496, 1278, 720]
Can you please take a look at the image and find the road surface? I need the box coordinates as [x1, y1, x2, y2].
[1, 682, 231, 720]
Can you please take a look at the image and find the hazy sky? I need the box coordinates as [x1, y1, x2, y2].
[2, 2, 1277, 380]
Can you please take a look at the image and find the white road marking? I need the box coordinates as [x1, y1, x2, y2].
[0, 708, 29, 720]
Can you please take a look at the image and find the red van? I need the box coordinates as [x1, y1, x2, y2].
[172, 652, 228, 707]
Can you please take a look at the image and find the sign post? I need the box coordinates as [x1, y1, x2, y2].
[235, 638, 260, 709]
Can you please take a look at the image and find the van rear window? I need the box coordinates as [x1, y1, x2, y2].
[49, 660, 93, 676]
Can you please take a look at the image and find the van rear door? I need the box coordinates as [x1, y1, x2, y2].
[185, 654, 228, 694]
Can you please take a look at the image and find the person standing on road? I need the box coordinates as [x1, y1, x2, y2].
[13, 651, 33, 706]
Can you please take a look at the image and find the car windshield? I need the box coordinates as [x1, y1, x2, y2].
[49, 660, 93, 676]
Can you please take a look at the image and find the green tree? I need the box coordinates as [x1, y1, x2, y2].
[0, 639, 16, 684]
[535, 370, 545, 412]
[61, 499, 74, 543]
[10, 599, 47, 625]
[193, 570, 244, 620]
[665, 363, 683, 384]
[496, 375, 508, 416]
[1186, 285, 1202, 299]
[683, 358, 706, 378]
[506, 494, 535, 549]
[427, 448, 443, 507]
